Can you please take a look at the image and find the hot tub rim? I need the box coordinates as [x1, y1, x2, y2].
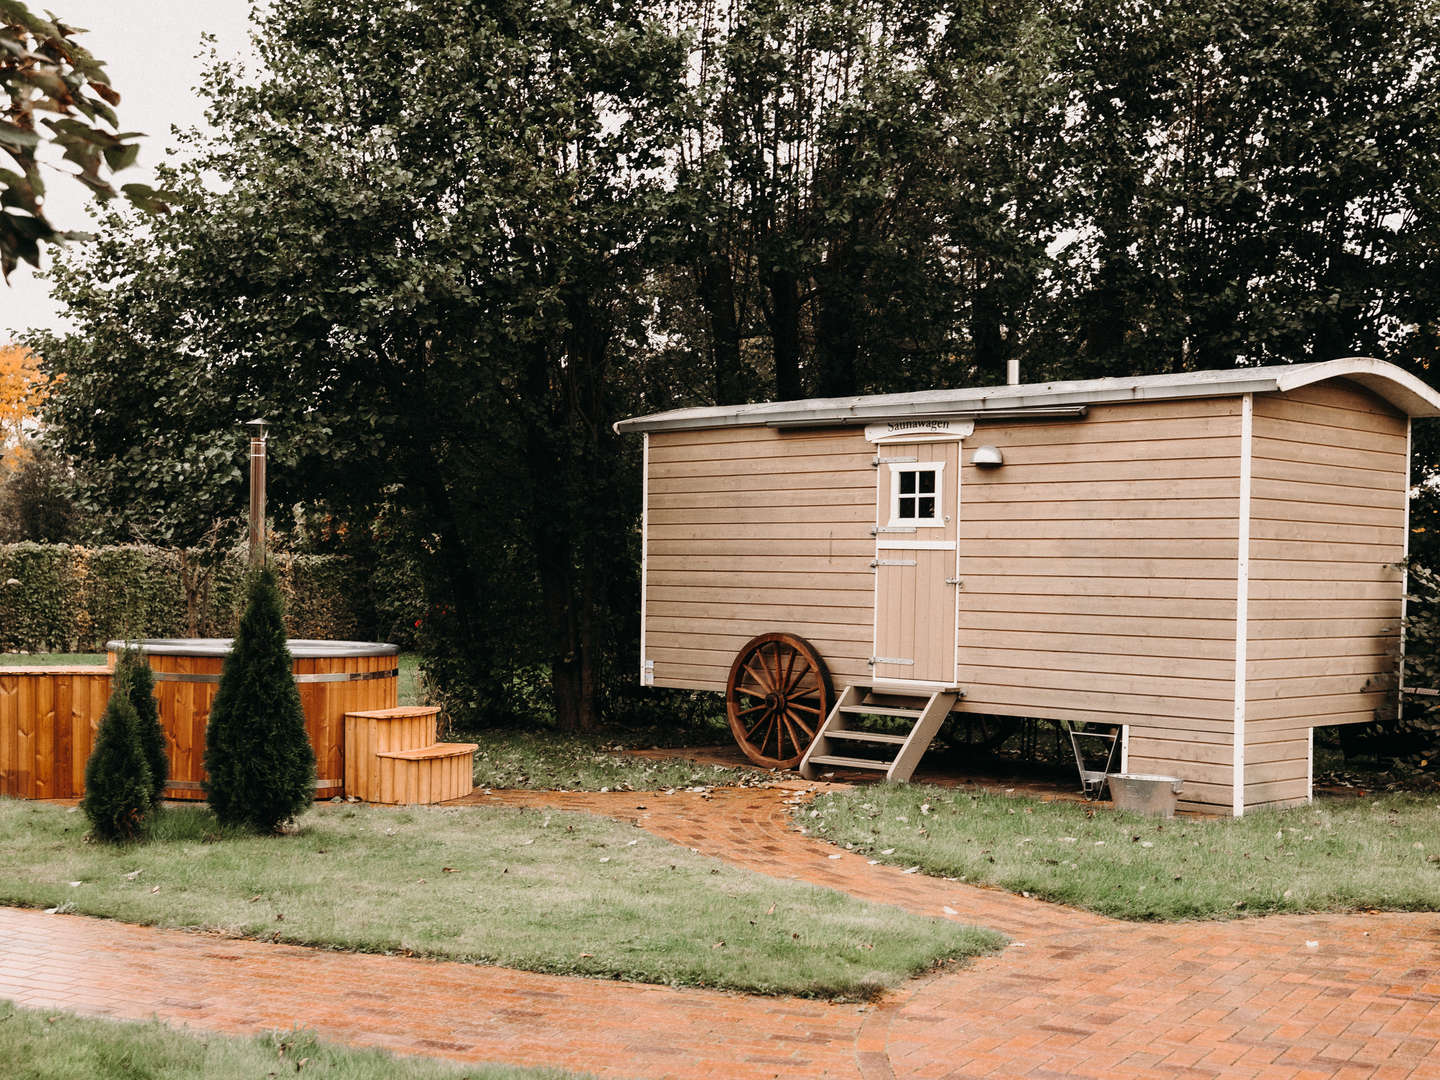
[106, 637, 400, 659]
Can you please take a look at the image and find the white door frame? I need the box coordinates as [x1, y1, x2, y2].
[867, 428, 966, 689]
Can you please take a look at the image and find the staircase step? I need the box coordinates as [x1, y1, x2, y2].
[376, 743, 478, 761]
[827, 729, 908, 745]
[807, 753, 895, 772]
[840, 704, 922, 719]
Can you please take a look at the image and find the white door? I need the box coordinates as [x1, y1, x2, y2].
[872, 441, 960, 684]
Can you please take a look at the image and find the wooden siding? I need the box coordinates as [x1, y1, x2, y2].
[1243, 381, 1408, 810]
[645, 426, 878, 692]
[0, 667, 112, 800]
[952, 397, 1245, 813]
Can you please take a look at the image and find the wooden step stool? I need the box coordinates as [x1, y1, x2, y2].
[343, 706, 477, 804]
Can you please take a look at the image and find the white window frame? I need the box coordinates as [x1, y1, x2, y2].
[888, 461, 945, 528]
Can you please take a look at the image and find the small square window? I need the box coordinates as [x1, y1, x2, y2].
[889, 463, 944, 527]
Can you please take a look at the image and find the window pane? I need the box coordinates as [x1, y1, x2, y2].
[899, 497, 915, 518]
[918, 471, 935, 494]
[899, 471, 916, 494]
[917, 496, 935, 518]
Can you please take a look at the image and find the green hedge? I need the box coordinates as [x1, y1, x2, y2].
[0, 544, 372, 652]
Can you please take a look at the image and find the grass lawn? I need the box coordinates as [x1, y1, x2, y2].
[0, 799, 999, 999]
[0, 653, 105, 666]
[467, 730, 769, 792]
[805, 784, 1440, 921]
[0, 1002, 578, 1080]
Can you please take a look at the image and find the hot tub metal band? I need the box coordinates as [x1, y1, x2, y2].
[150, 668, 400, 684]
[163, 779, 343, 791]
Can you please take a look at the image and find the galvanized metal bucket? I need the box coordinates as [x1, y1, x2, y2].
[1108, 773, 1184, 818]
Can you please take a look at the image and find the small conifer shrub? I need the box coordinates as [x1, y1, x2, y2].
[81, 690, 153, 843]
[114, 645, 169, 806]
[203, 568, 315, 832]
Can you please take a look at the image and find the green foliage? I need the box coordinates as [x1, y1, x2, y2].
[203, 569, 315, 832]
[0, 2, 165, 279]
[0, 441, 75, 541]
[0, 542, 369, 652]
[79, 685, 152, 843]
[113, 645, 167, 804]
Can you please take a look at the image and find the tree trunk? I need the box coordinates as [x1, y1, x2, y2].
[519, 292, 608, 733]
[815, 256, 861, 397]
[971, 270, 1007, 386]
[766, 265, 803, 400]
[694, 252, 746, 405]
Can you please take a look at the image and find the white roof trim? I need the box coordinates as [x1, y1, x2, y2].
[614, 357, 1440, 434]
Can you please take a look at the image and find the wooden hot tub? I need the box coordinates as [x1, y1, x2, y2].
[107, 638, 400, 800]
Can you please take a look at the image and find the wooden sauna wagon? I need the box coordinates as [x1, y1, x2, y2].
[615, 358, 1440, 816]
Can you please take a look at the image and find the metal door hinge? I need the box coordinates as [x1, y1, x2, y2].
[872, 455, 918, 466]
[945, 578, 962, 588]
[869, 656, 915, 666]
[871, 559, 917, 568]
[870, 526, 917, 535]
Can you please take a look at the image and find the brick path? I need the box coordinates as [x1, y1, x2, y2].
[3, 784, 1440, 1079]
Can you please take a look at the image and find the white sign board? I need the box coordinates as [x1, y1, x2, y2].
[863, 419, 975, 443]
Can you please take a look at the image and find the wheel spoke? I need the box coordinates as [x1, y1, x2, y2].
[783, 657, 809, 695]
[742, 658, 771, 692]
[736, 702, 767, 717]
[781, 649, 798, 695]
[735, 687, 766, 700]
[789, 702, 823, 715]
[745, 709, 772, 742]
[777, 713, 797, 757]
[786, 709, 815, 740]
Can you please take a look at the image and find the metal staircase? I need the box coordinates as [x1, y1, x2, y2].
[799, 684, 961, 782]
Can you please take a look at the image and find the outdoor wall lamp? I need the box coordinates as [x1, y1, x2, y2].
[970, 445, 1004, 468]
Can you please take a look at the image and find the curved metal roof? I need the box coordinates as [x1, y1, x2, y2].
[615, 357, 1440, 434]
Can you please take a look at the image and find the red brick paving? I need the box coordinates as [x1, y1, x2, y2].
[4, 782, 1440, 1079]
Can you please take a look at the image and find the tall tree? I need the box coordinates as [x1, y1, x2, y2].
[38, 0, 686, 731]
[0, 342, 42, 465]
[1054, 0, 1440, 379]
[668, 0, 1071, 401]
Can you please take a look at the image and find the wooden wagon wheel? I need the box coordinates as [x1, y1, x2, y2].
[725, 632, 833, 770]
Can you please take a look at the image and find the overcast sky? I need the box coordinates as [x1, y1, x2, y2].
[0, 1, 258, 340]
